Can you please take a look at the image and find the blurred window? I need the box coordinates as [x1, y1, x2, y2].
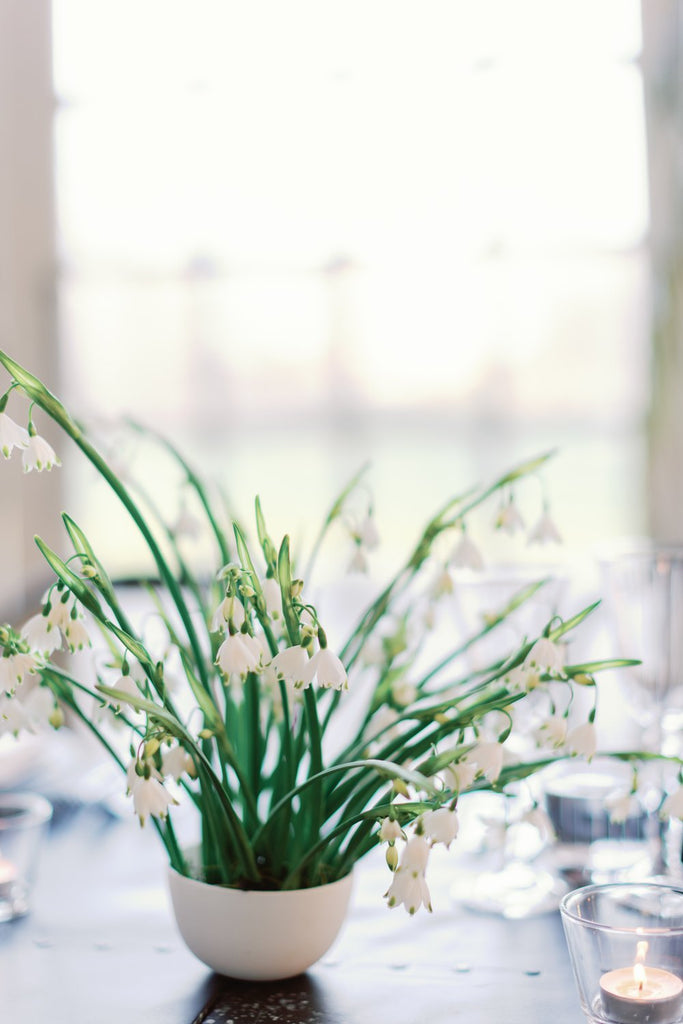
[51, 0, 649, 577]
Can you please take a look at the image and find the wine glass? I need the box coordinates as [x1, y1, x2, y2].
[597, 540, 683, 878]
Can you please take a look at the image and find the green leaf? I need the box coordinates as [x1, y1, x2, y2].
[277, 535, 300, 645]
[0, 350, 72, 424]
[549, 601, 600, 640]
[254, 496, 278, 572]
[34, 537, 104, 618]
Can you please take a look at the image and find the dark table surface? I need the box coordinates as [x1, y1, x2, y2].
[0, 796, 585, 1024]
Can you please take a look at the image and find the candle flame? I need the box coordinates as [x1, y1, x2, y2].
[633, 962, 647, 993]
[635, 941, 649, 964]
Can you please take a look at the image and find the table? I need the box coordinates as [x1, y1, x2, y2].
[0, 800, 584, 1024]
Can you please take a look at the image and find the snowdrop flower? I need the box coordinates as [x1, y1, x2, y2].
[468, 740, 505, 783]
[451, 533, 484, 570]
[170, 504, 202, 540]
[524, 637, 564, 675]
[269, 645, 313, 690]
[64, 616, 90, 653]
[528, 509, 562, 545]
[162, 744, 196, 781]
[429, 566, 454, 599]
[106, 673, 142, 712]
[356, 512, 380, 551]
[605, 790, 638, 823]
[21, 613, 62, 656]
[22, 686, 58, 729]
[0, 652, 37, 692]
[215, 633, 262, 679]
[307, 647, 348, 691]
[421, 807, 459, 847]
[442, 760, 478, 793]
[262, 577, 282, 620]
[503, 664, 540, 692]
[129, 773, 176, 826]
[521, 806, 555, 843]
[347, 545, 369, 575]
[46, 598, 73, 636]
[210, 594, 246, 633]
[0, 694, 30, 736]
[661, 785, 683, 819]
[378, 818, 403, 843]
[391, 678, 418, 707]
[0, 411, 28, 458]
[22, 432, 60, 473]
[535, 714, 568, 750]
[384, 836, 432, 915]
[566, 721, 597, 760]
[494, 498, 525, 535]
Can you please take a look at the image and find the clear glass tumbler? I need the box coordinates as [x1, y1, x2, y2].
[560, 882, 683, 1024]
[0, 791, 53, 921]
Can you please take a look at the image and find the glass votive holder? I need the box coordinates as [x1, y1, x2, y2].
[560, 883, 683, 1024]
[0, 791, 53, 922]
[544, 760, 658, 885]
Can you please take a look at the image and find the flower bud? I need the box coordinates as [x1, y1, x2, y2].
[386, 844, 399, 871]
[144, 738, 160, 758]
[49, 705, 65, 729]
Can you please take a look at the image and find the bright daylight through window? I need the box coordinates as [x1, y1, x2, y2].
[52, 0, 647, 581]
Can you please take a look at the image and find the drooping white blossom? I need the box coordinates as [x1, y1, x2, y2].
[269, 645, 313, 690]
[421, 808, 459, 847]
[384, 836, 432, 915]
[64, 616, 90, 653]
[162, 744, 196, 781]
[106, 673, 142, 712]
[391, 678, 418, 707]
[378, 818, 403, 843]
[451, 533, 484, 571]
[468, 741, 505, 783]
[605, 790, 638, 823]
[494, 498, 525, 535]
[535, 714, 568, 750]
[565, 722, 597, 760]
[504, 664, 540, 692]
[210, 594, 246, 633]
[0, 652, 37, 693]
[22, 433, 60, 473]
[21, 613, 62, 656]
[442, 760, 478, 793]
[524, 637, 564, 675]
[170, 504, 201, 539]
[347, 545, 369, 575]
[129, 774, 176, 826]
[22, 686, 58, 730]
[307, 647, 348, 691]
[356, 513, 380, 551]
[429, 566, 454, 599]
[0, 694, 30, 736]
[0, 412, 28, 459]
[46, 599, 73, 636]
[528, 510, 562, 546]
[262, 577, 282, 620]
[215, 633, 262, 678]
[661, 785, 683, 819]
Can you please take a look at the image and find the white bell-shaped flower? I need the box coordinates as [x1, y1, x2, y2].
[0, 412, 28, 458]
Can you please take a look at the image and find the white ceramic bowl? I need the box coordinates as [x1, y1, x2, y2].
[168, 867, 353, 980]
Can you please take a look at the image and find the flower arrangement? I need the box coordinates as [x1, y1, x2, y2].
[0, 350, 680, 915]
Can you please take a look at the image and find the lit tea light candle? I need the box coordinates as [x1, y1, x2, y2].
[600, 942, 683, 1024]
[0, 855, 18, 899]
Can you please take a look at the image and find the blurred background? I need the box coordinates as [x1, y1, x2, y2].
[1, 0, 681, 621]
